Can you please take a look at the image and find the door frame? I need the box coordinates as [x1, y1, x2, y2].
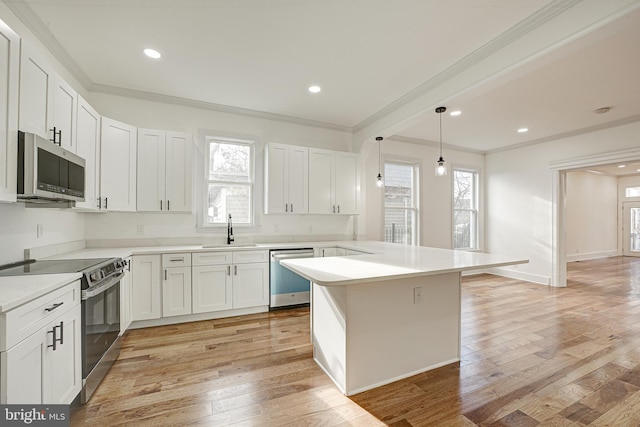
[622, 201, 640, 257]
[550, 147, 640, 287]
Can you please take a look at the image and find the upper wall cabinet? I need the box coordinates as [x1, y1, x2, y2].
[137, 129, 192, 212]
[308, 149, 358, 215]
[74, 96, 101, 211]
[0, 20, 20, 203]
[264, 143, 308, 214]
[19, 43, 77, 152]
[100, 117, 137, 211]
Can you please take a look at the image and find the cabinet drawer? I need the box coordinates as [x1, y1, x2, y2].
[192, 251, 232, 266]
[232, 250, 269, 264]
[1, 280, 80, 351]
[162, 253, 191, 268]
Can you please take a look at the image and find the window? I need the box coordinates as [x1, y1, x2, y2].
[453, 168, 479, 250]
[626, 187, 640, 198]
[383, 161, 419, 245]
[204, 137, 253, 226]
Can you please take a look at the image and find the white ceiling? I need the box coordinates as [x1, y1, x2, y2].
[6, 0, 640, 153]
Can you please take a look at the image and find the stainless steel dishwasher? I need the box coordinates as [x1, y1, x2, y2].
[269, 248, 314, 309]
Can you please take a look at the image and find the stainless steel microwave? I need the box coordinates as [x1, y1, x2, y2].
[17, 131, 85, 204]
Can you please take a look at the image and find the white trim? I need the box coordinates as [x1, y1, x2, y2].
[486, 266, 551, 286]
[452, 166, 481, 251]
[129, 306, 269, 329]
[566, 251, 618, 262]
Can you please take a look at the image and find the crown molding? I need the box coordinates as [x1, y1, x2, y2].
[388, 135, 485, 155]
[352, 0, 583, 134]
[3, 0, 92, 90]
[90, 83, 353, 133]
[486, 114, 640, 155]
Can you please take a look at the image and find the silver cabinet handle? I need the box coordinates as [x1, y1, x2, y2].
[234, 265, 238, 275]
[291, 203, 294, 212]
[160, 200, 163, 210]
[47, 322, 63, 351]
[97, 197, 101, 209]
[227, 265, 231, 276]
[164, 269, 167, 280]
[169, 257, 184, 262]
[167, 200, 170, 211]
[322, 249, 325, 257]
[337, 205, 340, 214]
[105, 197, 108, 210]
[332, 205, 335, 214]
[58, 321, 64, 345]
[285, 204, 288, 212]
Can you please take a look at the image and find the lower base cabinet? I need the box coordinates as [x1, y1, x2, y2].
[131, 255, 161, 321]
[1, 281, 82, 404]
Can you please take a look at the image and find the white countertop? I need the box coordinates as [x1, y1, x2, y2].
[0, 273, 81, 313]
[280, 243, 528, 286]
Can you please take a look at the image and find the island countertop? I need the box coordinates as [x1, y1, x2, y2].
[280, 242, 528, 286]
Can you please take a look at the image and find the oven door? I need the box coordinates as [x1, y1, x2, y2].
[81, 273, 121, 394]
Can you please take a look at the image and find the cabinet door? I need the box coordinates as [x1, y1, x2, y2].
[162, 267, 192, 317]
[232, 263, 269, 309]
[308, 148, 334, 214]
[2, 327, 46, 403]
[288, 145, 308, 214]
[120, 258, 132, 333]
[74, 96, 101, 210]
[51, 75, 77, 152]
[265, 143, 289, 214]
[100, 117, 137, 211]
[137, 128, 165, 212]
[192, 265, 232, 313]
[0, 21, 19, 203]
[19, 43, 53, 139]
[131, 255, 161, 321]
[45, 304, 82, 404]
[334, 152, 358, 214]
[165, 131, 192, 212]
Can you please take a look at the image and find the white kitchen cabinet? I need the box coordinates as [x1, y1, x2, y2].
[19, 43, 77, 151]
[100, 117, 137, 211]
[74, 95, 101, 210]
[137, 129, 192, 212]
[232, 262, 269, 309]
[308, 149, 358, 215]
[0, 20, 19, 203]
[264, 143, 308, 214]
[131, 255, 161, 321]
[191, 250, 268, 313]
[1, 280, 82, 404]
[162, 253, 192, 317]
[120, 257, 132, 334]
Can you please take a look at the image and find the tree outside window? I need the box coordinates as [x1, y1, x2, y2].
[383, 161, 419, 245]
[453, 168, 478, 249]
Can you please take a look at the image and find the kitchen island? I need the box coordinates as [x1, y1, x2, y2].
[281, 243, 528, 396]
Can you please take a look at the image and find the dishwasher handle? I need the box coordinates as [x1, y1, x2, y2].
[271, 252, 315, 262]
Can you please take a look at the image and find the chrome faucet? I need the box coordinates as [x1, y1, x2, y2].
[227, 214, 234, 244]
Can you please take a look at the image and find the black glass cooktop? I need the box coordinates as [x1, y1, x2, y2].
[0, 258, 111, 276]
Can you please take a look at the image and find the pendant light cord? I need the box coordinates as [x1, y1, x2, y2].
[439, 111, 443, 158]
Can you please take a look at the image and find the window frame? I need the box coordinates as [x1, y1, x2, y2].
[381, 157, 421, 246]
[452, 166, 480, 251]
[202, 135, 255, 228]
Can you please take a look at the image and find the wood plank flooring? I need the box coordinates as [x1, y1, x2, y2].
[71, 256, 640, 426]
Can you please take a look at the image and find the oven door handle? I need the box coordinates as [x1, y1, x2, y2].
[82, 272, 124, 300]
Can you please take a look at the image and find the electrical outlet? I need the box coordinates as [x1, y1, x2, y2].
[413, 286, 422, 304]
[137, 225, 144, 235]
[37, 224, 44, 238]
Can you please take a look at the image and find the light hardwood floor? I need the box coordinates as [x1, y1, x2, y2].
[71, 256, 640, 426]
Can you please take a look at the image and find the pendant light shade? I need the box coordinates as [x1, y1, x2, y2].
[376, 136, 384, 187]
[435, 106, 447, 176]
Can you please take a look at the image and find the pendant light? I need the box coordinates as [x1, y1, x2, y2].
[376, 136, 384, 187]
[435, 106, 447, 176]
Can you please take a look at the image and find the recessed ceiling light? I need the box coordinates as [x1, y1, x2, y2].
[450, 110, 461, 116]
[143, 48, 162, 59]
[517, 128, 528, 133]
[618, 165, 626, 168]
[308, 85, 321, 93]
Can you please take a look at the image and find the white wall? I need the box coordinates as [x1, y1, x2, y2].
[84, 92, 357, 246]
[565, 171, 617, 261]
[0, 203, 84, 265]
[360, 138, 484, 248]
[486, 121, 640, 285]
